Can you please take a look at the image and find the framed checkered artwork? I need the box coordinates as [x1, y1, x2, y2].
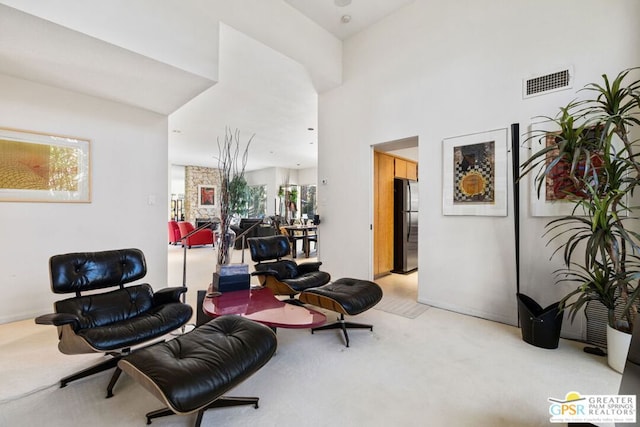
[442, 128, 507, 216]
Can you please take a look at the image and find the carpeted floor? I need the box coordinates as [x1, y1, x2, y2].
[0, 246, 622, 426]
[374, 294, 429, 319]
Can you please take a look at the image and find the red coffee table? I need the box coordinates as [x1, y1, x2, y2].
[202, 287, 326, 329]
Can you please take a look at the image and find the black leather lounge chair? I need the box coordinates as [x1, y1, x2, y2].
[247, 235, 330, 302]
[35, 248, 193, 397]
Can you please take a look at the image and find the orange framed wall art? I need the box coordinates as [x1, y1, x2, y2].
[0, 127, 91, 202]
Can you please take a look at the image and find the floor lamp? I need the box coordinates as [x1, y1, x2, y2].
[176, 220, 217, 333]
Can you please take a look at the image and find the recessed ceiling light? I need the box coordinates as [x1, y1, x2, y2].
[335, 0, 351, 7]
[341, 15, 352, 24]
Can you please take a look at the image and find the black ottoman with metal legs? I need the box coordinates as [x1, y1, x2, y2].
[299, 277, 383, 347]
[118, 316, 277, 426]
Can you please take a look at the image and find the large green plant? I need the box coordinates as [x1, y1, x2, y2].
[228, 175, 249, 217]
[521, 68, 640, 333]
[216, 128, 253, 265]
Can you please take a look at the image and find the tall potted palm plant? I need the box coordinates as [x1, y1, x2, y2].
[520, 67, 640, 372]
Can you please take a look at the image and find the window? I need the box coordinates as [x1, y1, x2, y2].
[300, 185, 317, 217]
[247, 185, 267, 218]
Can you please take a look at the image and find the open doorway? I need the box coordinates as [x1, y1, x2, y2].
[372, 136, 419, 306]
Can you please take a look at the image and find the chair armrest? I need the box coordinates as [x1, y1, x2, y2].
[297, 262, 323, 274]
[251, 269, 281, 279]
[35, 313, 80, 329]
[153, 286, 188, 305]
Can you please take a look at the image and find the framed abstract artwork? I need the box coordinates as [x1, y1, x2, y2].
[442, 128, 508, 216]
[527, 119, 624, 217]
[527, 120, 576, 216]
[197, 184, 216, 208]
[0, 127, 91, 202]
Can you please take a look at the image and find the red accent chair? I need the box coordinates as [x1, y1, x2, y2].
[177, 221, 215, 248]
[168, 221, 181, 245]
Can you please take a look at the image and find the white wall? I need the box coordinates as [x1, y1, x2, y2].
[318, 0, 640, 338]
[297, 167, 318, 186]
[388, 147, 418, 162]
[0, 75, 169, 323]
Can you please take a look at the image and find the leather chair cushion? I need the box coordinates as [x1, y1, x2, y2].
[55, 284, 193, 351]
[50, 248, 146, 294]
[78, 303, 192, 351]
[254, 260, 330, 291]
[300, 277, 383, 315]
[247, 235, 290, 262]
[118, 316, 277, 415]
[282, 271, 332, 292]
[255, 260, 298, 280]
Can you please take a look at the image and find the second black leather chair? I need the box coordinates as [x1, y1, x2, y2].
[247, 235, 330, 302]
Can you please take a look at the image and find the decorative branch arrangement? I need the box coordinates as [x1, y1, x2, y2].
[216, 127, 254, 265]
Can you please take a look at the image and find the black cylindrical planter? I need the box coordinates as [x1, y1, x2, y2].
[517, 293, 563, 349]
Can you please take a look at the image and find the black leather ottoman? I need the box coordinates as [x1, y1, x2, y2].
[118, 316, 277, 426]
[299, 277, 383, 347]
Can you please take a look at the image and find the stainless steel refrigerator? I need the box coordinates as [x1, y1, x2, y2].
[393, 178, 418, 273]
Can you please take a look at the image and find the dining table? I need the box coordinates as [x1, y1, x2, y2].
[282, 224, 317, 258]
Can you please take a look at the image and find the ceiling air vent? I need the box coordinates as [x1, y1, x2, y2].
[523, 67, 573, 98]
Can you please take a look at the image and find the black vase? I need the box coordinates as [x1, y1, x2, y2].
[517, 293, 563, 349]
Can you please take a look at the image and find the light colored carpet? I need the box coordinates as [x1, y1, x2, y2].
[0, 246, 622, 426]
[374, 294, 429, 319]
[0, 305, 622, 427]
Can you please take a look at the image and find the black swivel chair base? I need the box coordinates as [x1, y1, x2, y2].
[60, 352, 124, 398]
[60, 341, 163, 398]
[311, 313, 372, 348]
[146, 396, 260, 426]
[282, 295, 305, 306]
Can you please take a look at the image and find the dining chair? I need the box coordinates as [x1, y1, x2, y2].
[306, 229, 318, 256]
[279, 226, 305, 258]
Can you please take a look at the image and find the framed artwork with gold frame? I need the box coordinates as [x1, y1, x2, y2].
[0, 127, 91, 203]
[442, 128, 507, 216]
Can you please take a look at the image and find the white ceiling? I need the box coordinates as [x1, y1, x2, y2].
[0, 1, 415, 173]
[169, 0, 415, 172]
[169, 23, 319, 172]
[0, 4, 214, 116]
[285, 0, 415, 40]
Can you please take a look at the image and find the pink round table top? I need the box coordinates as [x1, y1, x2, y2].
[202, 287, 326, 329]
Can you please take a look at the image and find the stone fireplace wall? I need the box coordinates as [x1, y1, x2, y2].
[184, 165, 222, 224]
